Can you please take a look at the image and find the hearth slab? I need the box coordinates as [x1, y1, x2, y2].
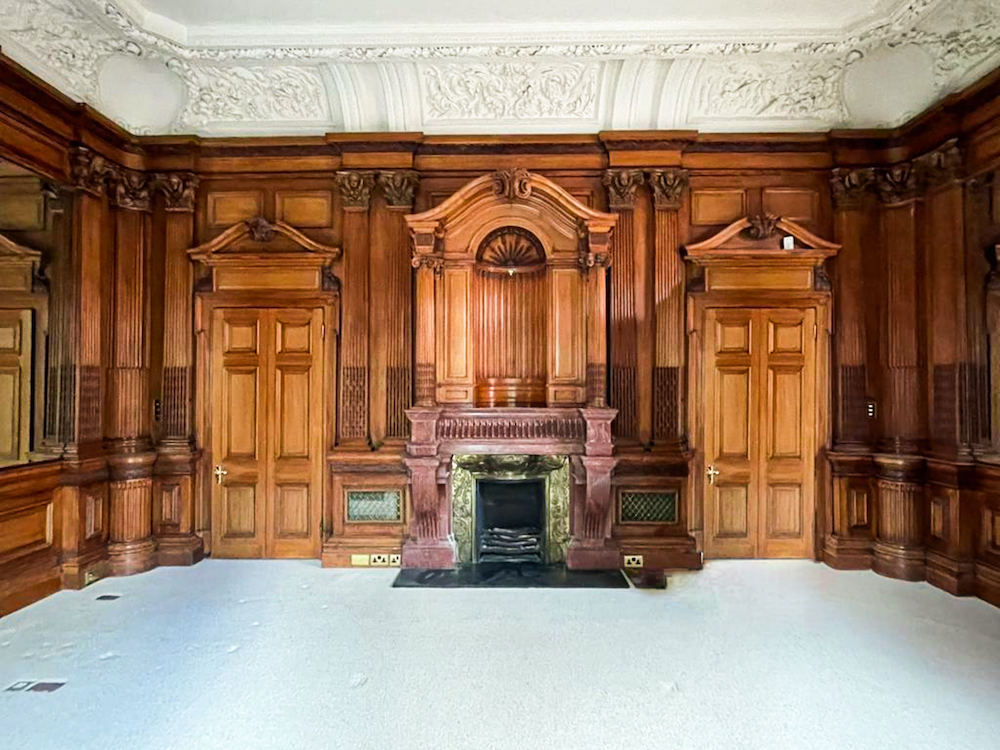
[392, 563, 629, 589]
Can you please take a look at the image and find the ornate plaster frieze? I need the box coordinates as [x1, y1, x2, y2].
[0, 0, 998, 136]
[421, 62, 599, 122]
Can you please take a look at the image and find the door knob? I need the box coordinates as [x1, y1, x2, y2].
[214, 464, 228, 485]
[706, 465, 720, 485]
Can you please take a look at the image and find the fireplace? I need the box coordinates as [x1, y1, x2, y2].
[476, 478, 546, 563]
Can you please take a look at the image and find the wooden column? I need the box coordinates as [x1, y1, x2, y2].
[106, 168, 157, 576]
[872, 162, 926, 581]
[336, 171, 375, 446]
[371, 171, 418, 445]
[603, 169, 645, 442]
[38, 185, 73, 456]
[152, 173, 203, 566]
[410, 233, 441, 408]
[59, 148, 115, 587]
[647, 169, 688, 449]
[830, 168, 874, 451]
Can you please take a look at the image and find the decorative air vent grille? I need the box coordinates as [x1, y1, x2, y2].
[346, 490, 403, 522]
[619, 490, 678, 524]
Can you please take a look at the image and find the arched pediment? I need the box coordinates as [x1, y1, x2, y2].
[406, 169, 616, 260]
[188, 216, 341, 264]
[685, 214, 839, 261]
[684, 214, 839, 293]
[188, 216, 341, 293]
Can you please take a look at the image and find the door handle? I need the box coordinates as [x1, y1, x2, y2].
[706, 465, 720, 485]
[214, 464, 229, 485]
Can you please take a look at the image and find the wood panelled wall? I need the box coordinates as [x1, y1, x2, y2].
[1, 54, 1000, 609]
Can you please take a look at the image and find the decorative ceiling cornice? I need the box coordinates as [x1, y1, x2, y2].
[1, 0, 999, 136]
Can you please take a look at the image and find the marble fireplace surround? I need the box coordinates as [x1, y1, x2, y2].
[403, 407, 619, 569]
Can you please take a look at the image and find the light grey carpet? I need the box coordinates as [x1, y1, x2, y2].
[1, 559, 997, 750]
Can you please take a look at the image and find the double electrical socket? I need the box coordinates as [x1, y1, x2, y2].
[623, 554, 644, 568]
[350, 553, 402, 567]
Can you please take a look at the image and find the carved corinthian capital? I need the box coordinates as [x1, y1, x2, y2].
[71, 146, 117, 196]
[916, 139, 963, 189]
[830, 167, 874, 210]
[647, 169, 689, 210]
[111, 169, 152, 212]
[336, 171, 376, 211]
[378, 170, 419, 209]
[875, 162, 922, 205]
[154, 172, 199, 212]
[603, 169, 644, 210]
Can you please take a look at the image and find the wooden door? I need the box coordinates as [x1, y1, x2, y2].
[0, 309, 32, 465]
[211, 307, 324, 558]
[703, 307, 816, 559]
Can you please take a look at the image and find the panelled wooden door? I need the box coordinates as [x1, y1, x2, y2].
[211, 307, 324, 558]
[0, 309, 32, 465]
[703, 307, 817, 558]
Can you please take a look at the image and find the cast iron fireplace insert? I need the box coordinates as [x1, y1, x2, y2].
[475, 478, 546, 563]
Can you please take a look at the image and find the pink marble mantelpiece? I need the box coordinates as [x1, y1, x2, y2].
[402, 406, 619, 570]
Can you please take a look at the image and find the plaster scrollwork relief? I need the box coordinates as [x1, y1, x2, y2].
[421, 62, 599, 121]
[168, 62, 328, 128]
[1, 0, 999, 136]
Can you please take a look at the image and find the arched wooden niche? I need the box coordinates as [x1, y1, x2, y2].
[406, 169, 617, 408]
[474, 226, 548, 406]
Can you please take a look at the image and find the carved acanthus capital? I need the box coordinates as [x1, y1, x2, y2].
[111, 169, 152, 211]
[578, 251, 611, 273]
[411, 252, 444, 276]
[378, 170, 419, 209]
[154, 172, 199, 212]
[492, 168, 532, 201]
[647, 169, 689, 210]
[831, 168, 874, 210]
[71, 146, 117, 196]
[916, 140, 963, 189]
[603, 169, 644, 210]
[336, 171, 376, 211]
[744, 213, 780, 240]
[875, 162, 922, 205]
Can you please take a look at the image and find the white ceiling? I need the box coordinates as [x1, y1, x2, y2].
[0, 0, 998, 137]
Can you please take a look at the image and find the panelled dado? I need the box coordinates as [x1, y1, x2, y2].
[0, 55, 999, 610]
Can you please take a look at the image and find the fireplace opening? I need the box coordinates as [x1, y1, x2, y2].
[475, 478, 546, 563]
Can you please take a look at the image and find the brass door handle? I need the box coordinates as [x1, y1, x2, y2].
[214, 464, 228, 485]
[706, 465, 720, 485]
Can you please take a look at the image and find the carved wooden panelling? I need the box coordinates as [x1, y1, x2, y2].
[207, 191, 264, 226]
[160, 483, 181, 527]
[767, 484, 803, 538]
[769, 369, 803, 458]
[0, 501, 52, 560]
[715, 485, 749, 538]
[438, 266, 473, 399]
[717, 368, 751, 459]
[762, 188, 819, 223]
[929, 494, 945, 540]
[223, 485, 257, 538]
[276, 367, 310, 458]
[224, 369, 259, 459]
[848, 486, 870, 529]
[691, 189, 745, 226]
[275, 190, 332, 228]
[0, 310, 30, 463]
[0, 192, 45, 231]
[275, 484, 310, 538]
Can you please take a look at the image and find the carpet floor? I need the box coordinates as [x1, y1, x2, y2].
[0, 559, 997, 750]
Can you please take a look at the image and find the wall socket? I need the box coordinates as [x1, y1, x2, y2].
[370, 553, 389, 566]
[389, 553, 401, 566]
[623, 554, 644, 568]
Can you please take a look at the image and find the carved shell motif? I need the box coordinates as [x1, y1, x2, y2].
[476, 226, 545, 273]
